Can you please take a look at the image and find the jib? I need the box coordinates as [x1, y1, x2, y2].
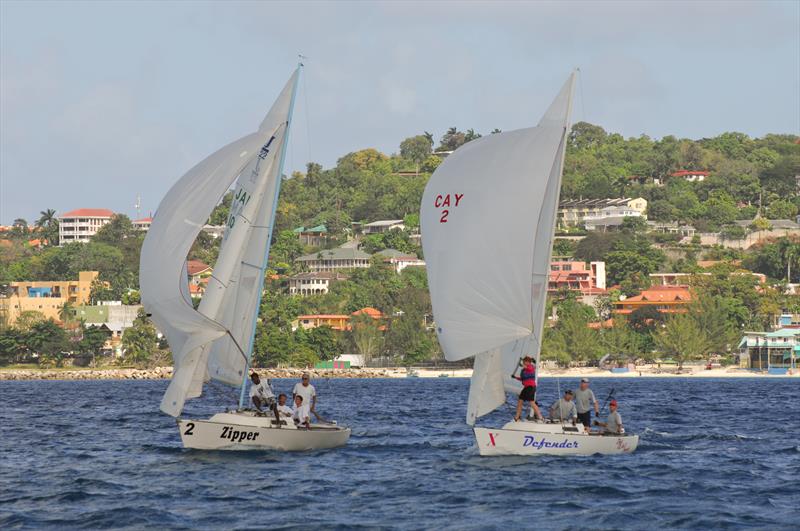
[220, 426, 260, 442]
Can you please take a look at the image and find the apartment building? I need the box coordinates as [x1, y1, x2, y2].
[58, 208, 115, 244]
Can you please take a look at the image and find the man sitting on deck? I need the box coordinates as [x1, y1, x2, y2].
[549, 390, 578, 424]
[249, 372, 281, 427]
[276, 393, 293, 418]
[291, 395, 311, 429]
[594, 399, 624, 435]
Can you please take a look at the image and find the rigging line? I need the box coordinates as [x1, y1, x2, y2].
[302, 61, 312, 166]
[578, 68, 587, 124]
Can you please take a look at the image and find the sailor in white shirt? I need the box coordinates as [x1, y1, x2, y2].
[276, 394, 293, 418]
[249, 372, 281, 427]
[292, 373, 319, 420]
[291, 395, 311, 428]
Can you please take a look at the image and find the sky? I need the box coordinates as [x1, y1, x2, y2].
[1, 0, 798, 225]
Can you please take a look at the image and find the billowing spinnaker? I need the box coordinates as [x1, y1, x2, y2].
[140, 69, 299, 417]
[421, 73, 574, 424]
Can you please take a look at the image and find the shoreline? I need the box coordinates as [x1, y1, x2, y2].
[0, 366, 797, 381]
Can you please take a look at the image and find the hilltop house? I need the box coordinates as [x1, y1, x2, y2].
[293, 307, 385, 332]
[362, 220, 405, 235]
[558, 198, 647, 230]
[295, 247, 372, 272]
[294, 225, 328, 247]
[58, 208, 114, 244]
[670, 170, 710, 182]
[375, 249, 426, 273]
[132, 217, 153, 231]
[287, 271, 347, 296]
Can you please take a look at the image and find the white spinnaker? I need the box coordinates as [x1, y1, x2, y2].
[421, 73, 574, 424]
[141, 70, 299, 417]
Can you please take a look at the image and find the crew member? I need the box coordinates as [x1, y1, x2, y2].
[293, 373, 321, 421]
[549, 389, 578, 423]
[249, 372, 281, 427]
[594, 399, 624, 435]
[513, 356, 542, 421]
[292, 395, 311, 429]
[276, 393, 293, 418]
[574, 378, 599, 432]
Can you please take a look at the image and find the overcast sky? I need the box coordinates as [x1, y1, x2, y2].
[1, 0, 798, 225]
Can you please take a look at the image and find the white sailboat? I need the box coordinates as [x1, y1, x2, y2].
[420, 72, 638, 456]
[140, 64, 350, 451]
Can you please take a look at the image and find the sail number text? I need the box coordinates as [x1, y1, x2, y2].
[433, 193, 463, 223]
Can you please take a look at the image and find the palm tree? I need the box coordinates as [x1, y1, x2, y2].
[58, 301, 75, 324]
[35, 209, 59, 246]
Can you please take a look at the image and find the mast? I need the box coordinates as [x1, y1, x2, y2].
[237, 62, 303, 408]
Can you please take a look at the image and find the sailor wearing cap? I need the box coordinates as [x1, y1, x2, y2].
[549, 389, 578, 423]
[574, 377, 600, 431]
[594, 399, 624, 435]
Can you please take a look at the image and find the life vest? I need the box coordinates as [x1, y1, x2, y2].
[520, 364, 536, 387]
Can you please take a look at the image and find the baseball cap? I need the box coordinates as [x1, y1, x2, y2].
[580, 378, 589, 383]
[565, 389, 574, 395]
[609, 399, 618, 406]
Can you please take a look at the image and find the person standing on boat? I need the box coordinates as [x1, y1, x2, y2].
[549, 389, 578, 423]
[293, 373, 320, 421]
[594, 399, 624, 435]
[574, 378, 599, 431]
[513, 356, 542, 421]
[292, 395, 311, 429]
[249, 372, 281, 426]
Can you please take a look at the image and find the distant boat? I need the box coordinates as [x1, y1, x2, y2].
[421, 72, 638, 456]
[140, 64, 350, 451]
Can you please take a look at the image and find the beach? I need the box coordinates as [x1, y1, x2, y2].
[1, 365, 796, 381]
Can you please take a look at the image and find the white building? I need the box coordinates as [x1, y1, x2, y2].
[558, 198, 647, 229]
[295, 247, 372, 272]
[375, 249, 426, 273]
[287, 271, 347, 296]
[671, 170, 709, 182]
[132, 217, 152, 231]
[363, 220, 405, 235]
[58, 208, 115, 244]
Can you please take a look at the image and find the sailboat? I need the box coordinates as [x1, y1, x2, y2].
[420, 72, 638, 456]
[139, 64, 350, 451]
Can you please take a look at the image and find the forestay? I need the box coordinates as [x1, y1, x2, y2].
[140, 69, 299, 417]
[421, 73, 575, 424]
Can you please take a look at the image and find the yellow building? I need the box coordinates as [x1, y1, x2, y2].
[0, 271, 100, 326]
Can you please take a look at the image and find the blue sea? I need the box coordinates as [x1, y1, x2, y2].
[1, 377, 798, 529]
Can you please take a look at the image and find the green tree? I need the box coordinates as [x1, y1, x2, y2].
[399, 135, 433, 175]
[35, 209, 59, 246]
[80, 325, 108, 367]
[26, 319, 69, 366]
[346, 313, 384, 364]
[654, 313, 709, 369]
[121, 310, 159, 365]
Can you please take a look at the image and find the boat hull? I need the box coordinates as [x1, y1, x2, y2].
[474, 421, 638, 456]
[177, 412, 350, 451]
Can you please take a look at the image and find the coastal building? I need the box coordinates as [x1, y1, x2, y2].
[738, 328, 799, 373]
[75, 303, 143, 354]
[295, 247, 372, 272]
[294, 225, 328, 247]
[287, 271, 347, 296]
[613, 285, 691, 315]
[549, 260, 606, 301]
[557, 198, 647, 230]
[132, 217, 153, 231]
[58, 208, 114, 244]
[670, 170, 710, 182]
[375, 249, 426, 273]
[0, 271, 103, 325]
[647, 221, 696, 238]
[202, 224, 226, 239]
[292, 307, 385, 332]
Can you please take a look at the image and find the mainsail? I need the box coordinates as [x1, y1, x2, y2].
[140, 68, 300, 417]
[420, 73, 575, 425]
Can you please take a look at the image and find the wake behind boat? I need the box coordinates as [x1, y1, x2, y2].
[420, 71, 637, 457]
[139, 63, 349, 452]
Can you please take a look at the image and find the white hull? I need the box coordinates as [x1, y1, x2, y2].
[474, 419, 638, 456]
[177, 411, 350, 451]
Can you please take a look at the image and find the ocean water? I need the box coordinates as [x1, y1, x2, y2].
[1, 377, 798, 530]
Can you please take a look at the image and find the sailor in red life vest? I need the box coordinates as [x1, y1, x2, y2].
[513, 356, 543, 421]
